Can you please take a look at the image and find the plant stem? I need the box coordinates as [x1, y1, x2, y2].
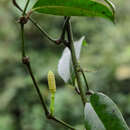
[23, 0, 30, 15]
[50, 92, 55, 115]
[12, 0, 57, 44]
[60, 17, 70, 41]
[20, 28, 76, 130]
[66, 19, 86, 105]
[15, 1, 78, 129]
[29, 17, 58, 43]
[23, 58, 75, 130]
[50, 116, 76, 130]
[25, 59, 49, 116]
[80, 69, 89, 92]
[12, 0, 68, 45]
[23, 57, 76, 130]
[19, 5, 76, 130]
[21, 24, 25, 57]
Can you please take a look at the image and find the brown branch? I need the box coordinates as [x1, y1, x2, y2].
[12, 0, 68, 45]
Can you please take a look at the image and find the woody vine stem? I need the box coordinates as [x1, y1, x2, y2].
[13, 0, 90, 129]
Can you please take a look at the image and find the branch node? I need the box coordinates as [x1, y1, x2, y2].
[63, 41, 70, 48]
[47, 113, 53, 119]
[22, 56, 29, 65]
[18, 16, 28, 25]
[55, 39, 62, 45]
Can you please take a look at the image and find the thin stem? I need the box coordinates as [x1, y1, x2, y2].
[80, 69, 89, 92]
[12, 0, 22, 12]
[20, 13, 49, 115]
[21, 33, 76, 130]
[20, 0, 30, 57]
[19, 4, 76, 130]
[29, 17, 58, 43]
[12, 0, 68, 45]
[66, 19, 86, 105]
[26, 61, 49, 116]
[23, 58, 75, 130]
[60, 17, 70, 41]
[50, 116, 75, 130]
[12, 0, 57, 44]
[15, 0, 77, 129]
[50, 93, 55, 115]
[23, 0, 30, 15]
[21, 24, 25, 57]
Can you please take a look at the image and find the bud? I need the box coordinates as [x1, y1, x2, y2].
[48, 71, 56, 93]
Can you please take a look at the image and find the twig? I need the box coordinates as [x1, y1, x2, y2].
[12, 0, 22, 12]
[23, 0, 30, 16]
[12, 0, 68, 45]
[23, 57, 49, 116]
[28, 17, 58, 44]
[12, 0, 58, 44]
[18, 1, 76, 129]
[66, 19, 86, 105]
[21, 24, 25, 57]
[20, 24, 76, 130]
[59, 17, 70, 42]
[22, 57, 75, 130]
[80, 69, 89, 92]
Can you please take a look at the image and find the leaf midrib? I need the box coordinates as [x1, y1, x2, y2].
[33, 6, 110, 16]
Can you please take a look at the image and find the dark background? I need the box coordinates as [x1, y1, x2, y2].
[0, 0, 130, 129]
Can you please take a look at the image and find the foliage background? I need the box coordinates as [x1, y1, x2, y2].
[0, 0, 130, 129]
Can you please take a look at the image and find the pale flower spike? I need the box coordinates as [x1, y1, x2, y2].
[48, 71, 56, 93]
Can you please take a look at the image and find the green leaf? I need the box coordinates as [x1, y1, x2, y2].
[32, 0, 115, 22]
[87, 92, 129, 130]
[84, 103, 106, 130]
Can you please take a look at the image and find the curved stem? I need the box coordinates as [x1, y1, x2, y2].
[28, 17, 57, 43]
[23, 57, 76, 130]
[19, 2, 76, 129]
[12, 0, 68, 45]
[12, 0, 22, 12]
[12, 0, 57, 43]
[80, 69, 89, 92]
[20, 25, 76, 130]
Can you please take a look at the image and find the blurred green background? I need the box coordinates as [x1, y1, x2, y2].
[0, 0, 130, 130]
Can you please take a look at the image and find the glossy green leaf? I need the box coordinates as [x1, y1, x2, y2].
[89, 92, 129, 130]
[32, 0, 115, 22]
[84, 103, 106, 130]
